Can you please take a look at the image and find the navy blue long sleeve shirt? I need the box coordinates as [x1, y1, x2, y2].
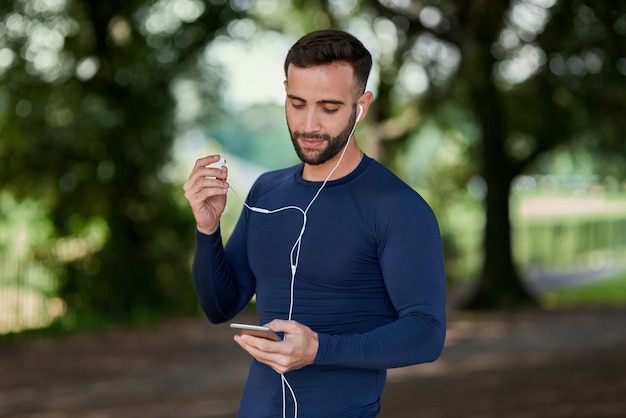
[193, 155, 446, 417]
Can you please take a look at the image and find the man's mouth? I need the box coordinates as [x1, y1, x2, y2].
[300, 137, 325, 149]
[297, 134, 329, 149]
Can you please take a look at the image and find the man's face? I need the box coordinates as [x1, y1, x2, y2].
[284, 63, 358, 166]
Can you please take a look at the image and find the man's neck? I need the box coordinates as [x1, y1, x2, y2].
[301, 145, 363, 182]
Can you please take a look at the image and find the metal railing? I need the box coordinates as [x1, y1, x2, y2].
[0, 255, 63, 335]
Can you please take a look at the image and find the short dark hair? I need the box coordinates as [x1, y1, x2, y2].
[284, 29, 372, 95]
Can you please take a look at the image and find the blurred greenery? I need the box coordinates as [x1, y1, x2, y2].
[1, 0, 626, 334]
[206, 104, 297, 171]
[0, 0, 245, 326]
[543, 273, 626, 308]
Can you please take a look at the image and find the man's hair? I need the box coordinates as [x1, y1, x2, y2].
[284, 29, 372, 95]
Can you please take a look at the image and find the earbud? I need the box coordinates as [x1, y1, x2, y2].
[357, 104, 363, 121]
[205, 156, 227, 169]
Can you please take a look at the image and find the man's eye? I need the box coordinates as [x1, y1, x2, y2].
[323, 108, 339, 114]
[291, 103, 305, 109]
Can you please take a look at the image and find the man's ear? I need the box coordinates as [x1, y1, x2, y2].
[356, 91, 374, 121]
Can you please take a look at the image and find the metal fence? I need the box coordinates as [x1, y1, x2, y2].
[516, 215, 626, 275]
[0, 255, 63, 335]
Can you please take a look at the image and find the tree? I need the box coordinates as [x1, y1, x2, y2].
[0, 0, 243, 323]
[359, 0, 626, 309]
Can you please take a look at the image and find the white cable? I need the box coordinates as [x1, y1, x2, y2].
[281, 374, 298, 418]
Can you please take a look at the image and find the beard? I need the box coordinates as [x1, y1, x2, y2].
[287, 108, 357, 166]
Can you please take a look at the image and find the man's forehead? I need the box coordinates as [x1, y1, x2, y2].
[285, 62, 356, 100]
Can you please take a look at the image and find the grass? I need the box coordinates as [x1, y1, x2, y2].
[541, 272, 626, 309]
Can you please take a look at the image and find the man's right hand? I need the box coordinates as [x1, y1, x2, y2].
[183, 155, 229, 235]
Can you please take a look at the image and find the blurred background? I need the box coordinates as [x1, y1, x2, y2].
[1, 0, 626, 416]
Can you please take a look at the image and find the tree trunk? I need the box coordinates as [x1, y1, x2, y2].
[460, 71, 538, 310]
[461, 173, 538, 310]
[459, 5, 539, 309]
[459, 106, 539, 309]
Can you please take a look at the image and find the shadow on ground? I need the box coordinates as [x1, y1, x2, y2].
[1, 307, 625, 418]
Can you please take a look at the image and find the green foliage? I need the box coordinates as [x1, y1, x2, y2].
[0, 0, 244, 324]
[0, 192, 54, 259]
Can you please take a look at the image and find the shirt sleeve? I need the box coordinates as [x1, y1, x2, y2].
[313, 196, 446, 369]
[192, 208, 256, 323]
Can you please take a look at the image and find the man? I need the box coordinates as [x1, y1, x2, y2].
[184, 29, 446, 418]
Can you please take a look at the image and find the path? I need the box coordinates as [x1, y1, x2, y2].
[1, 307, 625, 417]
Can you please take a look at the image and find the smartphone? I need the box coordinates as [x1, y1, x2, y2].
[230, 323, 282, 341]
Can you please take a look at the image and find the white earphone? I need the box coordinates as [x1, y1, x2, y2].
[357, 104, 363, 122]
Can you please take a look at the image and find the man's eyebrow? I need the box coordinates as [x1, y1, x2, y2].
[286, 94, 345, 106]
[287, 94, 305, 102]
[317, 99, 345, 106]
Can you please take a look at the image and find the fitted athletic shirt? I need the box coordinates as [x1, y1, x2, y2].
[193, 155, 446, 418]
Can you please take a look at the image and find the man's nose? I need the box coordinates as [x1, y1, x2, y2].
[303, 109, 321, 132]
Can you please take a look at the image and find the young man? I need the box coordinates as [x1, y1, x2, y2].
[184, 30, 446, 418]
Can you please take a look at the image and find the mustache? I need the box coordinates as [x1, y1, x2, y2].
[293, 132, 331, 141]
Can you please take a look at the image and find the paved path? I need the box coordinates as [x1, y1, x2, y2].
[1, 307, 625, 417]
